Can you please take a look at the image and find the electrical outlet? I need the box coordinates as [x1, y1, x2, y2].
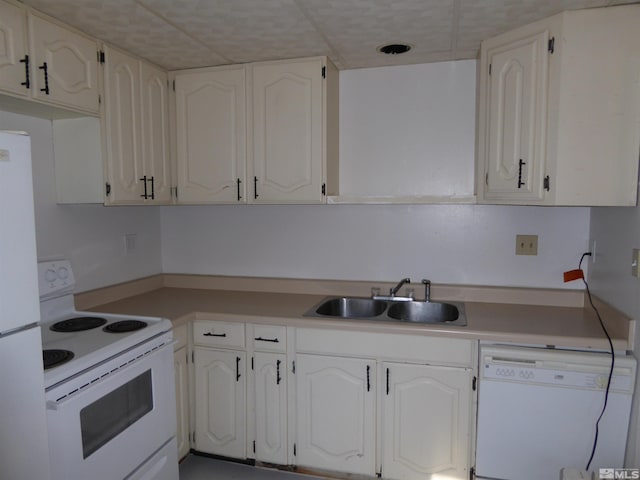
[633, 249, 640, 278]
[516, 235, 538, 256]
[124, 233, 137, 255]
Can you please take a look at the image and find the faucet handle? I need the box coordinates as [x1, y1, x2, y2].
[421, 279, 431, 302]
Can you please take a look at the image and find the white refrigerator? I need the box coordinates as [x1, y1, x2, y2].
[0, 131, 51, 479]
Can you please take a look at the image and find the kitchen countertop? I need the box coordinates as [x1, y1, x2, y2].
[84, 283, 634, 352]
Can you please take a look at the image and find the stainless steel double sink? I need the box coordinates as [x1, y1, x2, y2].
[304, 296, 467, 327]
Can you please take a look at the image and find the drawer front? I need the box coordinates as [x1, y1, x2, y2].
[251, 325, 286, 352]
[173, 324, 188, 351]
[193, 320, 245, 349]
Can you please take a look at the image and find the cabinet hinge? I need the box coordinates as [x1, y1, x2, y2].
[191, 351, 194, 363]
[321, 183, 326, 196]
[292, 360, 296, 374]
[472, 376, 477, 391]
[97, 50, 105, 64]
[548, 37, 555, 54]
[488, 63, 491, 76]
[105, 182, 111, 196]
[470, 466, 475, 480]
[253, 440, 256, 454]
[485, 173, 488, 186]
[192, 432, 196, 444]
[171, 186, 178, 199]
[544, 175, 550, 191]
[98, 94, 101, 105]
[322, 66, 326, 78]
[173, 79, 176, 92]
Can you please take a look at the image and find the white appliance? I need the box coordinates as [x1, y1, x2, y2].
[39, 259, 179, 480]
[475, 345, 636, 480]
[0, 131, 52, 480]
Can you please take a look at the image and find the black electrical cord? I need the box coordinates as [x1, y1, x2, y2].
[580, 252, 615, 471]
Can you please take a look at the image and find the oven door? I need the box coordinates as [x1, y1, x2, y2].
[45, 340, 177, 480]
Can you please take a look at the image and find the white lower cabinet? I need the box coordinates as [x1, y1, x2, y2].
[194, 348, 246, 458]
[295, 353, 376, 476]
[253, 352, 288, 464]
[382, 362, 472, 480]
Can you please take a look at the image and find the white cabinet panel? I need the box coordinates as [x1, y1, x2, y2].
[249, 58, 324, 203]
[0, 0, 29, 97]
[254, 352, 287, 465]
[194, 348, 246, 459]
[382, 363, 472, 480]
[296, 353, 376, 476]
[28, 13, 99, 114]
[174, 66, 246, 203]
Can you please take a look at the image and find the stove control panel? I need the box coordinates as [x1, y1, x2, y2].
[38, 259, 75, 299]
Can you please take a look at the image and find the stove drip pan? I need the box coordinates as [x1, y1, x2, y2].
[104, 320, 148, 333]
[43, 349, 75, 370]
[50, 316, 108, 332]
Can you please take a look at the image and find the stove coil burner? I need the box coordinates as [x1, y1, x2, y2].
[50, 316, 108, 332]
[43, 349, 75, 370]
[103, 320, 148, 333]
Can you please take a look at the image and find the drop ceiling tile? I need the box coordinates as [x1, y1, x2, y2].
[298, 0, 456, 69]
[21, 0, 227, 69]
[139, 0, 331, 64]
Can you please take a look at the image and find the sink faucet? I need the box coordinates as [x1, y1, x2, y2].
[390, 277, 411, 297]
[422, 279, 431, 302]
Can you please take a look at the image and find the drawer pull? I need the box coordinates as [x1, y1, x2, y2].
[276, 359, 281, 385]
[255, 336, 279, 343]
[236, 356, 241, 381]
[203, 332, 226, 337]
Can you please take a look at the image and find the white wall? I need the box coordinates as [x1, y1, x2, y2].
[0, 110, 162, 292]
[161, 203, 589, 288]
[589, 204, 640, 465]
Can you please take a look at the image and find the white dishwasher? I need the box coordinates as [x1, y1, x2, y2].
[475, 345, 636, 480]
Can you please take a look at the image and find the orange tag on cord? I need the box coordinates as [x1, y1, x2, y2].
[563, 269, 584, 282]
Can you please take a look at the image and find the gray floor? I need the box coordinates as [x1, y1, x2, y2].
[179, 455, 330, 480]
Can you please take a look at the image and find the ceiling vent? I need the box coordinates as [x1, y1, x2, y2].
[377, 43, 412, 55]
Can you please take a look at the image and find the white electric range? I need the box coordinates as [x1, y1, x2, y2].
[38, 259, 179, 480]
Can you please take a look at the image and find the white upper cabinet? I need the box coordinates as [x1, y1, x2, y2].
[0, 2, 100, 115]
[172, 56, 338, 205]
[174, 66, 246, 204]
[249, 57, 334, 203]
[103, 45, 171, 204]
[477, 5, 640, 206]
[28, 12, 99, 115]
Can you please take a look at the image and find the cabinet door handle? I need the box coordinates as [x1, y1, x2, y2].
[366, 365, 371, 392]
[254, 176, 259, 199]
[236, 356, 241, 381]
[140, 175, 148, 199]
[20, 55, 30, 89]
[386, 367, 390, 395]
[517, 159, 526, 188]
[237, 178, 242, 201]
[38, 62, 50, 95]
[276, 359, 282, 385]
[203, 332, 226, 337]
[150, 176, 155, 200]
[255, 336, 279, 343]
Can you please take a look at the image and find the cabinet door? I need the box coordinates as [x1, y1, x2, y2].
[0, 0, 29, 97]
[194, 348, 246, 459]
[480, 29, 549, 202]
[254, 352, 287, 465]
[140, 61, 171, 203]
[250, 59, 324, 203]
[296, 354, 375, 476]
[103, 47, 144, 204]
[175, 67, 246, 203]
[28, 14, 99, 114]
[174, 346, 190, 461]
[382, 363, 472, 480]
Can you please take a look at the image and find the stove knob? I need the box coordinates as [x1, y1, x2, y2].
[57, 266, 69, 280]
[44, 268, 57, 283]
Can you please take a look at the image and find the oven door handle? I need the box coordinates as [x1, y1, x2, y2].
[45, 340, 173, 411]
